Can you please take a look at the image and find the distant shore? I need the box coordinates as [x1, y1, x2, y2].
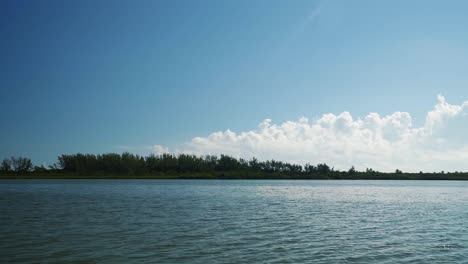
[3, 153, 468, 181]
[2, 172, 468, 180]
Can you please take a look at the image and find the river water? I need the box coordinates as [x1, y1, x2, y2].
[1, 180, 468, 263]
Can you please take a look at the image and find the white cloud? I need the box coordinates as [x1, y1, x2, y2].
[159, 96, 468, 172]
[152, 145, 169, 155]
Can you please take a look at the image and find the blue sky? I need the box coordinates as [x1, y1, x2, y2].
[2, 0, 468, 169]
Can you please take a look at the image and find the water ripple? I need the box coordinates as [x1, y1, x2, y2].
[1, 180, 468, 263]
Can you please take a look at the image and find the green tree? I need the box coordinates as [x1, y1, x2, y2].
[10, 156, 33, 172]
[1, 159, 11, 172]
[316, 163, 331, 174]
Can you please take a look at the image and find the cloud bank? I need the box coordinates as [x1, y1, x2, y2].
[158, 96, 468, 172]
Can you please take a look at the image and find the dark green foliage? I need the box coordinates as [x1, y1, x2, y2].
[217, 155, 242, 171]
[34, 165, 48, 173]
[1, 159, 11, 172]
[3, 153, 468, 180]
[2, 156, 33, 173]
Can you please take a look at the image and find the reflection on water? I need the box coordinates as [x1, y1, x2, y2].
[1, 180, 468, 263]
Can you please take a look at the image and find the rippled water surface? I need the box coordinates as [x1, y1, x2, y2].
[2, 180, 468, 263]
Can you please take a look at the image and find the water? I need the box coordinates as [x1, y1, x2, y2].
[1, 180, 468, 263]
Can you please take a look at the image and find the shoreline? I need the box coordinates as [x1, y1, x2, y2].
[2, 174, 468, 180]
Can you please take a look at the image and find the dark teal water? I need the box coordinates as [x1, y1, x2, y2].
[1, 180, 468, 263]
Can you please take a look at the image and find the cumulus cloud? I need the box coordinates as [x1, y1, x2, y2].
[160, 96, 468, 172]
[152, 145, 169, 155]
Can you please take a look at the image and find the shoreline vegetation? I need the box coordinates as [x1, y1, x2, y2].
[1, 153, 468, 180]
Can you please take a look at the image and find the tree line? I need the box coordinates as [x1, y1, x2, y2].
[1, 153, 468, 180]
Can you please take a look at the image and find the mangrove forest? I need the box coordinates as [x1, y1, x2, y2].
[1, 153, 468, 180]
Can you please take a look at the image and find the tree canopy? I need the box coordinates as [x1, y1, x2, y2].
[1, 153, 467, 180]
